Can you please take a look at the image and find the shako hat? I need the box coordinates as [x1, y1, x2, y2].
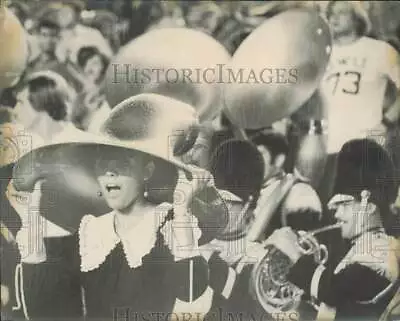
[332, 139, 397, 232]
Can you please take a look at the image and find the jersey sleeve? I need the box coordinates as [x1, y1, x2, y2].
[381, 42, 400, 89]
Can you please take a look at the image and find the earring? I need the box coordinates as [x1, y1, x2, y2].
[97, 191, 102, 197]
[360, 190, 371, 207]
[144, 180, 149, 198]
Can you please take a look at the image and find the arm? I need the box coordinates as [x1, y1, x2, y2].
[168, 168, 238, 314]
[287, 255, 392, 307]
[381, 43, 400, 126]
[7, 180, 83, 319]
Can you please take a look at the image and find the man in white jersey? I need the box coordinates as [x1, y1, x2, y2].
[319, 0, 400, 205]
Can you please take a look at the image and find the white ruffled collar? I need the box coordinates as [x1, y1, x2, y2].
[79, 203, 172, 272]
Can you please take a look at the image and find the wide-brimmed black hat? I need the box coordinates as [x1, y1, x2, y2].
[12, 93, 231, 244]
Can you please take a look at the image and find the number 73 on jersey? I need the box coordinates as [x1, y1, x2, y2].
[326, 71, 361, 95]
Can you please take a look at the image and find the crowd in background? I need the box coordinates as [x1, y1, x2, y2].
[2, 0, 400, 132]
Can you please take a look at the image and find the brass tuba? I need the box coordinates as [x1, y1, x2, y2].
[250, 223, 343, 314]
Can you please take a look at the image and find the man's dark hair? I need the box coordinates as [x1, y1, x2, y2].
[251, 132, 289, 164]
[77, 46, 109, 77]
[21, 76, 70, 121]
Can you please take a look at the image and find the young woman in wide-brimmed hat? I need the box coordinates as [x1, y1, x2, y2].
[8, 93, 238, 320]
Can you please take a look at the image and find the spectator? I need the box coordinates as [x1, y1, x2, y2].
[89, 10, 120, 52]
[317, 1, 400, 205]
[27, 8, 63, 73]
[72, 46, 111, 132]
[13, 70, 79, 144]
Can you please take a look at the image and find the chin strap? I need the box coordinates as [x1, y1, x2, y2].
[12, 263, 29, 320]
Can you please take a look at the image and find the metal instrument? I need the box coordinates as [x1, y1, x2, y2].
[250, 222, 344, 314]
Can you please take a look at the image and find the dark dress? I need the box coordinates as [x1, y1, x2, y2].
[15, 210, 211, 321]
[0, 164, 22, 318]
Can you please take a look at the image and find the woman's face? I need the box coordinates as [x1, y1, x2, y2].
[14, 88, 39, 129]
[83, 54, 104, 83]
[95, 153, 147, 212]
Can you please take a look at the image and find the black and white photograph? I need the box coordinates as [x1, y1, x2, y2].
[1, 1, 400, 320]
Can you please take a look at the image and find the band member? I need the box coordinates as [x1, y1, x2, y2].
[250, 131, 323, 240]
[7, 93, 237, 320]
[268, 139, 399, 320]
[205, 132, 323, 320]
[319, 0, 400, 204]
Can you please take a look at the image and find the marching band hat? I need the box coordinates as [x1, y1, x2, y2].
[281, 182, 322, 231]
[209, 138, 264, 240]
[332, 139, 397, 228]
[12, 93, 230, 244]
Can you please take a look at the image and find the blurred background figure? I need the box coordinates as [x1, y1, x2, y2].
[184, 2, 224, 36]
[250, 130, 323, 239]
[76, 46, 108, 86]
[72, 45, 110, 132]
[317, 1, 400, 205]
[26, 6, 64, 73]
[146, 1, 186, 31]
[88, 10, 121, 52]
[54, 1, 112, 64]
[13, 71, 78, 145]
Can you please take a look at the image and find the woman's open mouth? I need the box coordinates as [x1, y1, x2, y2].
[105, 183, 122, 196]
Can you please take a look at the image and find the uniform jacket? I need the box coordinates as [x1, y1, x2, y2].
[288, 228, 399, 321]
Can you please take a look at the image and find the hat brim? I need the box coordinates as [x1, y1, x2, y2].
[12, 136, 230, 245]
